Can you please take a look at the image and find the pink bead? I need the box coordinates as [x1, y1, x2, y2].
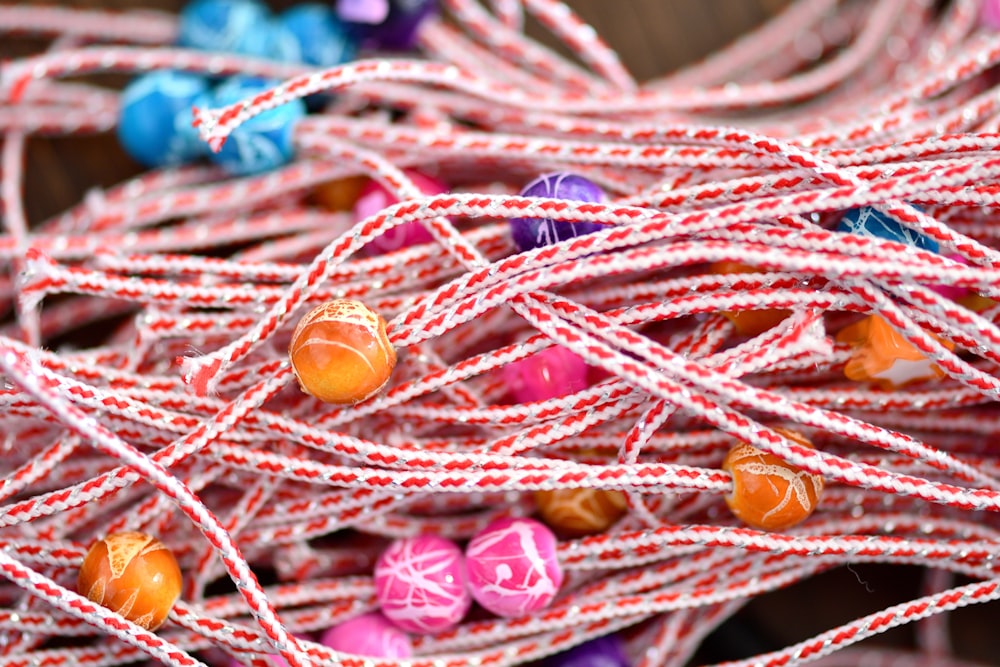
[465, 517, 563, 618]
[929, 253, 969, 301]
[373, 534, 472, 634]
[501, 346, 589, 403]
[354, 170, 447, 255]
[982, 0, 1000, 29]
[320, 612, 413, 658]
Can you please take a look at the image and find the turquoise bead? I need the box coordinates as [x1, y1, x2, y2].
[117, 70, 211, 168]
[207, 77, 306, 176]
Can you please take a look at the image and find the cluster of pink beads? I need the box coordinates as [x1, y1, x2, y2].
[8, 1, 1000, 667]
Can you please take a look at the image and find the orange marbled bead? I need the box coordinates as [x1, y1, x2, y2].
[289, 299, 397, 405]
[312, 175, 368, 212]
[77, 532, 182, 631]
[835, 315, 954, 389]
[535, 488, 628, 536]
[722, 430, 824, 532]
[709, 261, 791, 336]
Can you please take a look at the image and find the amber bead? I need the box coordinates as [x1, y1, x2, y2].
[312, 175, 368, 212]
[722, 430, 823, 532]
[535, 488, 628, 536]
[709, 261, 791, 336]
[77, 532, 182, 631]
[836, 315, 953, 389]
[289, 299, 396, 404]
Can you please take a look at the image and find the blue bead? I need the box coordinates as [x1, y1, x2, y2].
[276, 4, 357, 67]
[545, 635, 630, 667]
[836, 206, 938, 253]
[510, 172, 606, 252]
[178, 0, 273, 58]
[336, 0, 437, 51]
[117, 70, 211, 168]
[207, 77, 306, 176]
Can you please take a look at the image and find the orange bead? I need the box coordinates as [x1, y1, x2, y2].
[312, 175, 368, 212]
[534, 488, 628, 536]
[77, 532, 182, 631]
[709, 261, 790, 336]
[835, 315, 954, 389]
[722, 430, 823, 532]
[289, 299, 397, 404]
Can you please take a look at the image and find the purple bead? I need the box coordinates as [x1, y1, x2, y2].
[336, 0, 437, 51]
[983, 0, 1000, 29]
[320, 612, 413, 658]
[373, 534, 471, 634]
[354, 170, 446, 255]
[546, 635, 630, 667]
[465, 517, 563, 618]
[510, 172, 606, 252]
[501, 346, 589, 403]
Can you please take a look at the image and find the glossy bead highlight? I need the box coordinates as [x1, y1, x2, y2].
[722, 430, 823, 532]
[289, 299, 396, 404]
[77, 532, 182, 631]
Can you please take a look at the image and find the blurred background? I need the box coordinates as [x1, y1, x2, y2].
[5, 0, 999, 663]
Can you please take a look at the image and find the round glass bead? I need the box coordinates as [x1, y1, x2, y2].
[722, 429, 823, 532]
[465, 517, 563, 618]
[289, 299, 396, 404]
[373, 534, 471, 634]
[354, 170, 446, 255]
[509, 172, 606, 252]
[501, 346, 589, 403]
[274, 4, 357, 67]
[835, 206, 938, 253]
[321, 612, 413, 658]
[336, 0, 437, 51]
[545, 635, 630, 667]
[77, 532, 182, 631]
[207, 77, 305, 176]
[116, 71, 211, 169]
[178, 0, 273, 57]
[535, 488, 628, 537]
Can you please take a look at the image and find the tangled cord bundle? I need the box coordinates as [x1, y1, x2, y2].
[5, 0, 1000, 665]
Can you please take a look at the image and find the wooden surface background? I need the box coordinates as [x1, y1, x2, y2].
[6, 1, 998, 663]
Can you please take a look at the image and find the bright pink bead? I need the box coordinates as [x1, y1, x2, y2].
[320, 612, 413, 658]
[983, 0, 1000, 29]
[465, 517, 563, 618]
[929, 253, 969, 301]
[354, 170, 447, 255]
[373, 534, 471, 634]
[501, 346, 589, 403]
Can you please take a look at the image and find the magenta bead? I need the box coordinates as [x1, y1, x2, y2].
[320, 612, 413, 658]
[373, 534, 472, 634]
[501, 346, 589, 403]
[983, 0, 1000, 29]
[929, 253, 969, 301]
[354, 170, 446, 255]
[465, 517, 563, 618]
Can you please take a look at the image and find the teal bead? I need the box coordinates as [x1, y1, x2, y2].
[117, 70, 211, 168]
[207, 77, 306, 175]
